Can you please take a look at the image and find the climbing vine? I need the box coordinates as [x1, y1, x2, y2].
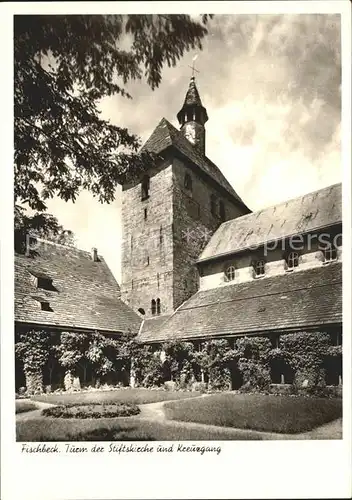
[234, 336, 272, 391]
[15, 329, 54, 393]
[195, 339, 234, 391]
[273, 332, 332, 394]
[163, 340, 196, 388]
[15, 327, 342, 396]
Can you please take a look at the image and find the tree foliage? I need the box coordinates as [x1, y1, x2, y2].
[14, 205, 75, 253]
[14, 14, 212, 211]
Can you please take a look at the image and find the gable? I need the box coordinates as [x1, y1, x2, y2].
[142, 118, 250, 211]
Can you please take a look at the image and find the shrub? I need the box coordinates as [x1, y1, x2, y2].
[164, 381, 177, 391]
[191, 381, 207, 393]
[42, 402, 140, 419]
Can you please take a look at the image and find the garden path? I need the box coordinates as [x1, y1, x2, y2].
[16, 400, 56, 421]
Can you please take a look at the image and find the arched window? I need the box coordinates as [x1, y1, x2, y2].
[225, 265, 236, 282]
[323, 242, 337, 263]
[286, 251, 299, 270]
[254, 260, 266, 277]
[210, 194, 217, 216]
[184, 173, 192, 192]
[151, 299, 156, 315]
[219, 200, 226, 221]
[156, 298, 161, 315]
[141, 175, 150, 200]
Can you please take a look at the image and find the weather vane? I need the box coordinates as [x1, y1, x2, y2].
[188, 54, 199, 78]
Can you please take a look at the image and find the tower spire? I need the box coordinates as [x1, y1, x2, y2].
[177, 71, 208, 155]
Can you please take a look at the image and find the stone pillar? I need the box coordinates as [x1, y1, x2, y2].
[25, 369, 43, 395]
[130, 359, 136, 388]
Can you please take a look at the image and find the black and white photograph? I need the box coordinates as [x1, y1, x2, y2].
[1, 2, 351, 499]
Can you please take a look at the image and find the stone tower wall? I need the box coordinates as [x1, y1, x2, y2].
[120, 160, 174, 317]
[172, 157, 247, 309]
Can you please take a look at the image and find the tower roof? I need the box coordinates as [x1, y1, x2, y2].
[182, 76, 204, 107]
[177, 77, 208, 125]
[141, 118, 249, 210]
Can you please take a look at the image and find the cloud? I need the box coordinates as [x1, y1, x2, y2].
[44, 14, 341, 281]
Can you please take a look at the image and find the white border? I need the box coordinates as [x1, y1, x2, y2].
[1, 2, 351, 500]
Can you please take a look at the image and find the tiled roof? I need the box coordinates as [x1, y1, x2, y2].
[139, 315, 171, 340]
[137, 263, 342, 343]
[142, 118, 250, 211]
[199, 183, 342, 262]
[182, 77, 204, 107]
[15, 240, 142, 334]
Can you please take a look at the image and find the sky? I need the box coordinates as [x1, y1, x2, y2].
[44, 14, 342, 282]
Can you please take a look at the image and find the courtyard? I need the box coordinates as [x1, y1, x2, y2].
[16, 388, 342, 442]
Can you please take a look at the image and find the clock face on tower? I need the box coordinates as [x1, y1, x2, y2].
[184, 123, 196, 144]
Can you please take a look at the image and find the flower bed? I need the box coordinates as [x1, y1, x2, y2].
[42, 403, 140, 419]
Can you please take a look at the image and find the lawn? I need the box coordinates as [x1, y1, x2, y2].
[15, 400, 37, 414]
[164, 393, 342, 434]
[32, 388, 201, 406]
[16, 415, 261, 441]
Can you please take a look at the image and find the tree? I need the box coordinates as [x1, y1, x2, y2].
[14, 205, 75, 253]
[14, 14, 213, 211]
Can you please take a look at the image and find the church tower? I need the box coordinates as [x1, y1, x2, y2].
[120, 76, 250, 321]
[177, 76, 208, 155]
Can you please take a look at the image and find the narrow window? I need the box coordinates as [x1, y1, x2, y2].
[254, 260, 266, 278]
[151, 299, 156, 315]
[225, 265, 236, 282]
[144, 208, 148, 220]
[141, 175, 150, 200]
[138, 308, 145, 316]
[184, 173, 193, 192]
[286, 251, 299, 270]
[219, 200, 226, 221]
[159, 226, 163, 245]
[156, 298, 161, 315]
[210, 194, 217, 216]
[146, 255, 150, 266]
[323, 242, 337, 263]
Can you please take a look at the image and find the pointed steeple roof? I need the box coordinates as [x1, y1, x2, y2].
[177, 77, 208, 125]
[182, 76, 204, 107]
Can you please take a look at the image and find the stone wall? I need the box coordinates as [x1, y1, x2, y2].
[120, 160, 174, 317]
[172, 157, 247, 309]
